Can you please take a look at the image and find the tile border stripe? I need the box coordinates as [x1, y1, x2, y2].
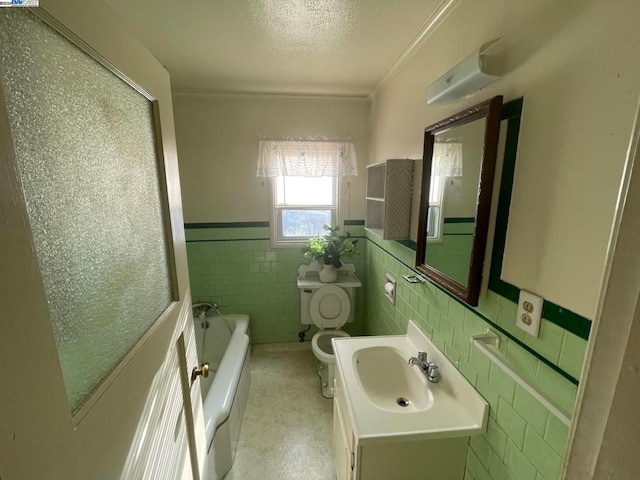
[185, 219, 366, 228]
[443, 217, 476, 224]
[184, 221, 269, 229]
[397, 239, 417, 250]
[186, 238, 271, 243]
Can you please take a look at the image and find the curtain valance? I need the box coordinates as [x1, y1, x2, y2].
[257, 135, 357, 177]
[432, 139, 463, 177]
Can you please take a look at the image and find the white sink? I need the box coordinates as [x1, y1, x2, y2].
[333, 320, 488, 444]
[354, 346, 434, 413]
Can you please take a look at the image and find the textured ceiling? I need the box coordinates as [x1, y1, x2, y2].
[105, 0, 443, 96]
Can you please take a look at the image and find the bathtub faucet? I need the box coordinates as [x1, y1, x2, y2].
[193, 302, 219, 318]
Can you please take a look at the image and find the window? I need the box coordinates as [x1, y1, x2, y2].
[257, 135, 357, 246]
[427, 175, 445, 242]
[428, 139, 462, 242]
[272, 175, 337, 243]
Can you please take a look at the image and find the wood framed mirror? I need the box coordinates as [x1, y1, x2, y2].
[416, 96, 503, 306]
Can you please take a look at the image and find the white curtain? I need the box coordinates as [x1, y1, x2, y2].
[432, 139, 463, 177]
[257, 135, 357, 177]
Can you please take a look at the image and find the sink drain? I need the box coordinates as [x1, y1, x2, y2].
[396, 397, 410, 407]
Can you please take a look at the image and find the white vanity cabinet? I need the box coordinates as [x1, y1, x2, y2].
[333, 369, 469, 480]
[331, 322, 489, 480]
[333, 383, 355, 480]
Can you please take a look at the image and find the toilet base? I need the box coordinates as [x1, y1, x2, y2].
[316, 362, 335, 399]
[311, 329, 349, 399]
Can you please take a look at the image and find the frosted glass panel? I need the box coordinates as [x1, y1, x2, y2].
[0, 11, 173, 412]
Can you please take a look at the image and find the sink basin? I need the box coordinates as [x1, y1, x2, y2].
[354, 346, 434, 413]
[333, 320, 488, 444]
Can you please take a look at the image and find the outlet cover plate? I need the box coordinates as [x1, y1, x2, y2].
[516, 290, 543, 337]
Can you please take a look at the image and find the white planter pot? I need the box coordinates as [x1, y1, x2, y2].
[319, 264, 338, 283]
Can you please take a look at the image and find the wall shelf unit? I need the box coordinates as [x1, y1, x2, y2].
[365, 159, 414, 240]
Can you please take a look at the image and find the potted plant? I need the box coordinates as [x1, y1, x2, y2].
[302, 224, 359, 282]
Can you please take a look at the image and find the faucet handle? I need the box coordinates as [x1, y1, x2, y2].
[418, 351, 428, 362]
[427, 363, 440, 383]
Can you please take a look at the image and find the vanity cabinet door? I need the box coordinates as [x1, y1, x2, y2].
[333, 397, 354, 480]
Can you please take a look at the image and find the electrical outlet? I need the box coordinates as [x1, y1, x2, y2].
[516, 290, 543, 337]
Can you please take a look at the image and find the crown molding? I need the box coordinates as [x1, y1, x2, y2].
[370, 0, 461, 97]
[172, 89, 369, 104]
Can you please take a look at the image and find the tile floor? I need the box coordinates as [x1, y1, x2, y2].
[226, 342, 336, 480]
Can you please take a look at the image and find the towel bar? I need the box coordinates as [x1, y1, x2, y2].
[471, 329, 572, 426]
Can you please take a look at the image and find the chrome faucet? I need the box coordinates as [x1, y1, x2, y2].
[192, 302, 219, 318]
[408, 351, 440, 383]
[408, 351, 429, 369]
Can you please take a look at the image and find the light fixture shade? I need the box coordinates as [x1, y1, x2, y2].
[426, 38, 501, 106]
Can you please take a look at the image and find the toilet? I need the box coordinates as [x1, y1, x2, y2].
[297, 263, 361, 398]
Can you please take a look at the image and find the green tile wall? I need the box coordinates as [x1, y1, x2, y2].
[185, 220, 587, 480]
[185, 224, 366, 344]
[363, 231, 587, 480]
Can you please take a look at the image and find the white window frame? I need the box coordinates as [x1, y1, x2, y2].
[427, 175, 445, 243]
[269, 176, 340, 247]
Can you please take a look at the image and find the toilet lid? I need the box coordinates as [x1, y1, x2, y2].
[310, 285, 351, 328]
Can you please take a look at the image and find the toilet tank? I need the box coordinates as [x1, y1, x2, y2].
[297, 263, 362, 326]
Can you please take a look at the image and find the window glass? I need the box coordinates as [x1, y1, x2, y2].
[427, 175, 445, 240]
[282, 210, 332, 237]
[274, 176, 335, 206]
[272, 176, 337, 244]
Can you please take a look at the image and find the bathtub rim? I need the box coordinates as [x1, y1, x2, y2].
[199, 314, 251, 451]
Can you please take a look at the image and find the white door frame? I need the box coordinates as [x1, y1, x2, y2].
[562, 94, 640, 478]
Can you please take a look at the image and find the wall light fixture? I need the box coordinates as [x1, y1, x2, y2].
[426, 38, 501, 105]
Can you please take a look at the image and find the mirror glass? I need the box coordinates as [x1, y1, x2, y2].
[416, 96, 503, 306]
[426, 119, 486, 286]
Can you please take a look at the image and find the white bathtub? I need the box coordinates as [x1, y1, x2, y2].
[194, 313, 251, 480]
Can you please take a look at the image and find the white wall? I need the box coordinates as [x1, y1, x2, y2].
[173, 94, 369, 223]
[369, 0, 640, 319]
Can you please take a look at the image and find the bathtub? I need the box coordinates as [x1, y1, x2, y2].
[194, 313, 251, 480]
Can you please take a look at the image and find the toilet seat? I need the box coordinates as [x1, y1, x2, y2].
[309, 285, 351, 329]
[312, 330, 350, 364]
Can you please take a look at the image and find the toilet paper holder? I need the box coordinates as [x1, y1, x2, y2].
[384, 274, 396, 304]
[402, 273, 428, 284]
